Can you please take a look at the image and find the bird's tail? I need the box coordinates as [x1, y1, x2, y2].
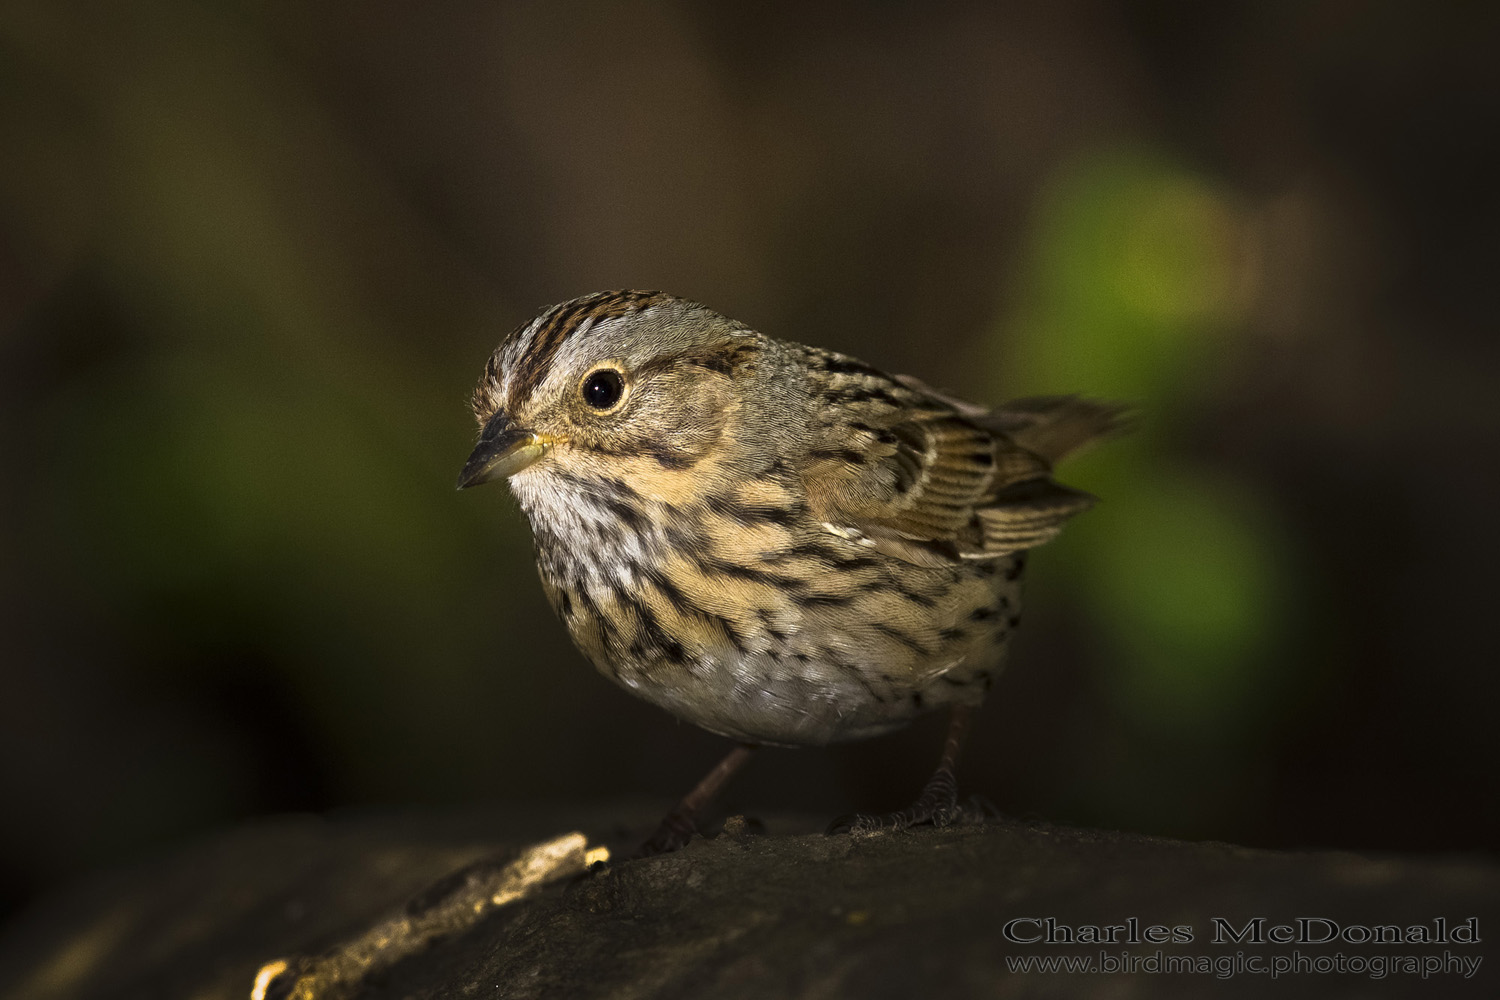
[984, 395, 1133, 467]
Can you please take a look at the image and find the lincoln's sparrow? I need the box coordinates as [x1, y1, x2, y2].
[459, 290, 1124, 853]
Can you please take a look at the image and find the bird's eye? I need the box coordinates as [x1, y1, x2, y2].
[581, 369, 625, 409]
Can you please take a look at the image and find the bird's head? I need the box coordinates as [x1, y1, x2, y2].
[459, 291, 775, 502]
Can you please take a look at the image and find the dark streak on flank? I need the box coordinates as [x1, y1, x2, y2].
[694, 554, 808, 592]
[764, 542, 879, 572]
[640, 567, 689, 617]
[873, 622, 928, 655]
[893, 583, 937, 608]
[793, 591, 855, 609]
[705, 494, 801, 527]
[755, 608, 789, 645]
[643, 565, 754, 658]
[624, 590, 687, 665]
[571, 585, 619, 651]
[711, 611, 749, 654]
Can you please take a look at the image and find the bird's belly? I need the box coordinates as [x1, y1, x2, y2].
[575, 574, 1021, 747]
[534, 525, 1025, 747]
[609, 647, 995, 747]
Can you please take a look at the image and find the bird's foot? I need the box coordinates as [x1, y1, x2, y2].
[634, 810, 699, 859]
[826, 795, 994, 835]
[632, 744, 756, 859]
[826, 768, 997, 835]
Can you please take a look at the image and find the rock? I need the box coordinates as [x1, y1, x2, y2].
[1, 808, 1494, 999]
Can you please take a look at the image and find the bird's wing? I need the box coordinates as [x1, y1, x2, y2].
[798, 356, 1125, 565]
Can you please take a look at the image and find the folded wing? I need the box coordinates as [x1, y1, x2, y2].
[799, 355, 1127, 565]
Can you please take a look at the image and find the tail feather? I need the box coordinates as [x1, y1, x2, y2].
[985, 395, 1133, 466]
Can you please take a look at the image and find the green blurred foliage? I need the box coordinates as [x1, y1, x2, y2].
[992, 149, 1302, 833]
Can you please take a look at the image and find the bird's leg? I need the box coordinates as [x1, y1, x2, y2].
[897, 704, 972, 826]
[635, 743, 755, 857]
[828, 705, 989, 835]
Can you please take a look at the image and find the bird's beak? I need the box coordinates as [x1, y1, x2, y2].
[456, 412, 550, 489]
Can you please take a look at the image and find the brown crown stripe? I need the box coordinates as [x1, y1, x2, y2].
[506, 290, 671, 408]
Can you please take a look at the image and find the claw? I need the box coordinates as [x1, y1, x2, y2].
[827, 785, 995, 837]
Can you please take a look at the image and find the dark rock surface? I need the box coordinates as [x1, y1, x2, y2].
[1, 807, 1494, 999]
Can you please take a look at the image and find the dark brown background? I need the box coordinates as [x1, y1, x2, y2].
[2, 1, 1496, 922]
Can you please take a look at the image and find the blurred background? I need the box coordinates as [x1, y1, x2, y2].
[2, 1, 1496, 922]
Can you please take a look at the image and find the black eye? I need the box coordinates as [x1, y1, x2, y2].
[582, 369, 624, 409]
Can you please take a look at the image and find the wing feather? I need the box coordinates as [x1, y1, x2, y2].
[800, 353, 1125, 565]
